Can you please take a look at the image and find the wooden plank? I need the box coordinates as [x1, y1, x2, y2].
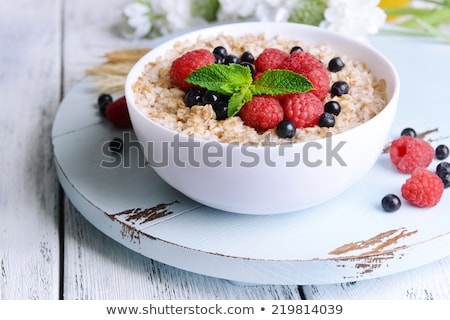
[63, 200, 302, 299]
[62, 0, 149, 92]
[61, 0, 302, 299]
[303, 255, 450, 299]
[0, 0, 62, 299]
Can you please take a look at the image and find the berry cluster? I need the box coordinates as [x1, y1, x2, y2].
[169, 45, 350, 138]
[381, 127, 448, 212]
[98, 94, 132, 129]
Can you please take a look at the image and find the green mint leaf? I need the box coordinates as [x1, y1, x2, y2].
[227, 87, 253, 117]
[185, 64, 315, 118]
[186, 64, 253, 95]
[251, 70, 314, 96]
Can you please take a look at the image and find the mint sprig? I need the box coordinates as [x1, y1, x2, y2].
[186, 64, 314, 117]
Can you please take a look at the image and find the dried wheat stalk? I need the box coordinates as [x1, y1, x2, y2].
[85, 48, 151, 94]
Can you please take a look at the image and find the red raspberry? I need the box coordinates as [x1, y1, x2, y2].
[254, 48, 290, 73]
[389, 136, 434, 173]
[239, 96, 284, 131]
[401, 168, 444, 208]
[105, 96, 132, 128]
[280, 51, 330, 101]
[169, 49, 215, 90]
[282, 92, 323, 128]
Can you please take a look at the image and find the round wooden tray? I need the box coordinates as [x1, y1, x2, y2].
[52, 33, 450, 285]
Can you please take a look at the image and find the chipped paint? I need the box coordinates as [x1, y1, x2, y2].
[329, 228, 418, 256]
[108, 201, 179, 225]
[328, 228, 418, 278]
[106, 201, 179, 242]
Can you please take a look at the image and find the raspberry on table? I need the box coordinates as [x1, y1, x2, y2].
[169, 49, 216, 90]
[254, 48, 290, 73]
[282, 92, 323, 128]
[280, 51, 330, 101]
[401, 168, 444, 208]
[239, 96, 284, 132]
[389, 136, 434, 173]
[105, 96, 132, 128]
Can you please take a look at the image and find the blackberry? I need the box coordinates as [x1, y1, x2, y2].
[324, 100, 341, 116]
[184, 87, 203, 107]
[318, 112, 335, 128]
[290, 46, 303, 53]
[224, 54, 239, 65]
[328, 57, 345, 72]
[330, 81, 349, 97]
[381, 194, 401, 212]
[276, 119, 296, 138]
[400, 127, 416, 137]
[212, 46, 227, 58]
[240, 51, 255, 64]
[435, 144, 449, 160]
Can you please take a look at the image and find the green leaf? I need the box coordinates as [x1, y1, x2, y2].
[251, 70, 314, 96]
[186, 64, 316, 119]
[191, 0, 219, 22]
[186, 64, 253, 95]
[227, 87, 253, 117]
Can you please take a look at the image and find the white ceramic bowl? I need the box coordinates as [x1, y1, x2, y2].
[125, 22, 400, 215]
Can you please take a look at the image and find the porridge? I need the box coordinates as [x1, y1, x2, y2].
[132, 33, 387, 145]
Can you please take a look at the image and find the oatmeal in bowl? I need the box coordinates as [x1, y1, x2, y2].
[125, 22, 400, 214]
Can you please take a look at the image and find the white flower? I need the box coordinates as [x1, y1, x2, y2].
[319, 0, 386, 39]
[255, 0, 297, 22]
[151, 0, 193, 34]
[122, 2, 152, 38]
[216, 0, 258, 21]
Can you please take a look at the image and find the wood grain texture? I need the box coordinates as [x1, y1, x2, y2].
[63, 200, 302, 299]
[62, 0, 151, 93]
[0, 0, 62, 299]
[60, 0, 302, 299]
[303, 255, 450, 300]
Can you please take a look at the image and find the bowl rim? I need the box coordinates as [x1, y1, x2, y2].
[125, 21, 400, 148]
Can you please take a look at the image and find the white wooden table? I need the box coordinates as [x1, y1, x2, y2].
[1, 0, 450, 300]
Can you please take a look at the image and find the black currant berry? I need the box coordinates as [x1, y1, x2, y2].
[214, 53, 224, 64]
[330, 81, 349, 97]
[224, 54, 239, 65]
[290, 46, 303, 53]
[98, 93, 113, 106]
[240, 51, 255, 64]
[98, 93, 113, 117]
[212, 101, 228, 121]
[276, 120, 296, 138]
[324, 100, 341, 116]
[435, 144, 449, 160]
[381, 194, 401, 212]
[213, 46, 227, 58]
[328, 57, 345, 72]
[436, 161, 450, 173]
[318, 112, 335, 128]
[240, 61, 256, 77]
[202, 90, 224, 105]
[184, 87, 203, 107]
[400, 127, 416, 137]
